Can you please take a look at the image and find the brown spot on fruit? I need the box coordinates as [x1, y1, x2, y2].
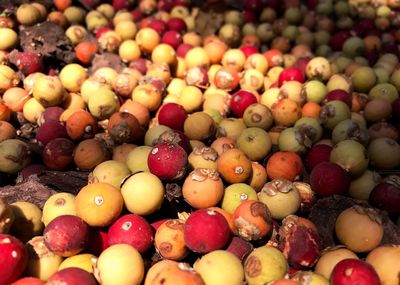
[158, 242, 173, 254]
[245, 255, 262, 277]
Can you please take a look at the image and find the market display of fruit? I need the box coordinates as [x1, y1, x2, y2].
[0, 0, 400, 284]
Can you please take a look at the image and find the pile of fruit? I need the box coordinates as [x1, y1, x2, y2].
[0, 0, 400, 284]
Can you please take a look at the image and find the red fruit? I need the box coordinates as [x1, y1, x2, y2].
[129, 58, 150, 74]
[86, 227, 109, 256]
[95, 27, 111, 39]
[19, 164, 47, 180]
[43, 215, 90, 257]
[310, 161, 351, 197]
[230, 90, 258, 118]
[226, 236, 253, 262]
[278, 67, 305, 86]
[0, 234, 28, 284]
[157, 102, 188, 130]
[330, 31, 351, 51]
[112, 0, 133, 10]
[148, 19, 168, 36]
[240, 45, 258, 58]
[36, 120, 68, 146]
[369, 182, 400, 215]
[244, 0, 262, 11]
[148, 142, 188, 181]
[306, 144, 333, 171]
[151, 218, 169, 231]
[167, 17, 187, 33]
[324, 89, 352, 108]
[185, 66, 209, 89]
[155, 129, 191, 154]
[13, 51, 43, 75]
[162, 30, 183, 50]
[353, 19, 376, 37]
[158, 0, 174, 11]
[331, 259, 380, 285]
[292, 57, 310, 73]
[42, 138, 75, 170]
[184, 208, 232, 253]
[81, 0, 100, 8]
[39, 106, 64, 124]
[279, 217, 320, 269]
[47, 267, 97, 285]
[243, 10, 257, 23]
[392, 97, 400, 119]
[10, 277, 45, 285]
[176, 43, 193, 58]
[108, 214, 154, 254]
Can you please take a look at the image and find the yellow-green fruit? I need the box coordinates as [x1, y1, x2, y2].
[221, 183, 258, 214]
[59, 253, 98, 273]
[16, 4, 41, 26]
[194, 250, 244, 285]
[121, 172, 164, 215]
[244, 246, 288, 285]
[59, 63, 88, 92]
[315, 247, 359, 280]
[10, 201, 43, 242]
[87, 88, 120, 120]
[0, 28, 18, 50]
[0, 139, 31, 174]
[42, 192, 77, 226]
[26, 236, 63, 281]
[351, 66, 377, 93]
[90, 160, 131, 189]
[126, 145, 151, 173]
[292, 271, 330, 285]
[144, 125, 171, 146]
[32, 75, 65, 107]
[95, 244, 144, 285]
[0, 198, 14, 233]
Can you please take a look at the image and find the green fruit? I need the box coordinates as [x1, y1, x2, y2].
[236, 127, 272, 161]
[0, 139, 31, 174]
[221, 183, 258, 214]
[243, 103, 273, 130]
[368, 82, 399, 103]
[88, 88, 120, 120]
[351, 66, 377, 93]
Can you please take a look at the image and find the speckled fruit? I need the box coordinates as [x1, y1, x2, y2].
[47, 267, 97, 285]
[94, 244, 144, 285]
[331, 259, 380, 285]
[0, 234, 28, 284]
[75, 182, 124, 227]
[335, 206, 384, 253]
[148, 142, 188, 181]
[42, 192, 76, 226]
[194, 250, 244, 285]
[43, 215, 89, 257]
[184, 208, 231, 253]
[120, 172, 165, 215]
[154, 219, 188, 261]
[108, 214, 153, 254]
[244, 246, 288, 285]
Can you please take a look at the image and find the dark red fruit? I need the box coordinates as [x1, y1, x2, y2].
[324, 89, 352, 108]
[38, 106, 64, 124]
[0, 234, 28, 284]
[230, 90, 258, 118]
[148, 19, 168, 36]
[184, 208, 232, 253]
[278, 67, 305, 86]
[148, 142, 188, 181]
[306, 144, 333, 171]
[330, 31, 351, 51]
[331, 259, 380, 285]
[43, 215, 90, 257]
[310, 161, 351, 197]
[162, 30, 183, 50]
[36, 120, 68, 146]
[155, 129, 191, 154]
[369, 182, 400, 215]
[167, 17, 187, 33]
[244, 0, 262, 11]
[112, 0, 133, 10]
[176, 43, 193, 58]
[226, 236, 253, 262]
[108, 214, 154, 254]
[129, 58, 150, 74]
[157, 102, 188, 130]
[47, 267, 97, 285]
[392, 97, 400, 119]
[19, 164, 47, 180]
[86, 227, 109, 256]
[42, 138, 75, 170]
[12, 51, 43, 75]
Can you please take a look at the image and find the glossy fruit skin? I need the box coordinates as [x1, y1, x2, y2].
[157, 103, 187, 130]
[10, 277, 45, 285]
[184, 209, 232, 253]
[310, 161, 351, 197]
[36, 120, 69, 146]
[43, 215, 89, 257]
[330, 259, 380, 285]
[148, 142, 188, 181]
[366, 245, 400, 285]
[306, 144, 333, 171]
[266, 151, 303, 181]
[230, 90, 258, 118]
[278, 67, 305, 86]
[154, 219, 188, 261]
[108, 214, 154, 254]
[0, 234, 28, 284]
[66, 110, 98, 140]
[47, 267, 97, 285]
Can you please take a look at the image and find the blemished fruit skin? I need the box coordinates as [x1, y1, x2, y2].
[46, 267, 97, 285]
[0, 234, 28, 284]
[330, 258, 380, 285]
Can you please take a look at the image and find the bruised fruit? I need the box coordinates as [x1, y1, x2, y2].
[0, 139, 31, 174]
[154, 219, 189, 261]
[232, 200, 273, 241]
[330, 259, 380, 285]
[107, 111, 145, 144]
[25, 236, 63, 281]
[0, 234, 28, 284]
[43, 215, 89, 257]
[194, 250, 244, 285]
[108, 213, 154, 254]
[95, 244, 144, 285]
[43, 138, 75, 170]
[148, 142, 188, 181]
[42, 192, 76, 226]
[47, 267, 97, 285]
[184, 208, 231, 253]
[226, 236, 254, 262]
[244, 246, 288, 285]
[369, 182, 400, 215]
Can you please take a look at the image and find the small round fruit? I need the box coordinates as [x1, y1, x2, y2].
[315, 247, 359, 280]
[10, 201, 43, 243]
[32, 75, 65, 107]
[216, 148, 252, 184]
[266, 151, 303, 181]
[335, 206, 384, 253]
[120, 172, 164, 215]
[42, 192, 76, 226]
[330, 258, 380, 285]
[95, 244, 144, 285]
[90, 160, 131, 189]
[47, 267, 97, 285]
[58, 253, 97, 273]
[236, 127, 272, 161]
[366, 245, 400, 285]
[154, 219, 188, 261]
[75, 182, 124, 227]
[0, 139, 31, 174]
[0, 234, 28, 284]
